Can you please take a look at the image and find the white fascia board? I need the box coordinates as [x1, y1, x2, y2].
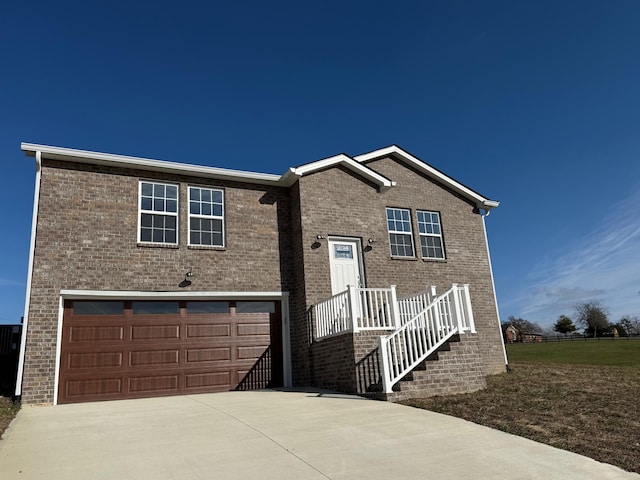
[354, 145, 499, 210]
[279, 167, 303, 187]
[60, 290, 288, 300]
[21, 143, 283, 187]
[291, 154, 394, 191]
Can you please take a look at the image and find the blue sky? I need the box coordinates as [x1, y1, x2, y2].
[1, 1, 639, 328]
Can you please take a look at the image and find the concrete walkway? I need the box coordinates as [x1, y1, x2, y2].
[0, 389, 637, 480]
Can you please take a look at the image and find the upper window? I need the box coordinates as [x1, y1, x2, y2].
[139, 181, 178, 244]
[417, 210, 445, 260]
[386, 208, 415, 258]
[189, 187, 225, 247]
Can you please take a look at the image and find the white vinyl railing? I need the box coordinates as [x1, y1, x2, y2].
[379, 284, 475, 393]
[314, 286, 399, 339]
[356, 287, 398, 330]
[314, 289, 351, 338]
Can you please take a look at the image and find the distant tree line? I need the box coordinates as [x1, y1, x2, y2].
[504, 300, 640, 341]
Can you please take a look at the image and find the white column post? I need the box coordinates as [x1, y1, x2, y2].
[348, 285, 360, 333]
[451, 283, 464, 333]
[390, 285, 401, 330]
[463, 284, 476, 333]
[379, 335, 393, 394]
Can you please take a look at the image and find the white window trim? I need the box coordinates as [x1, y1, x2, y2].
[386, 207, 416, 258]
[187, 186, 225, 248]
[138, 181, 179, 245]
[417, 210, 446, 260]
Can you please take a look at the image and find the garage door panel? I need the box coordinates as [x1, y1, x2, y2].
[129, 350, 180, 367]
[186, 347, 231, 363]
[237, 345, 269, 360]
[67, 352, 124, 369]
[185, 371, 231, 389]
[59, 300, 283, 404]
[69, 325, 125, 342]
[128, 375, 179, 393]
[237, 323, 271, 336]
[66, 378, 123, 397]
[131, 325, 180, 340]
[186, 324, 230, 338]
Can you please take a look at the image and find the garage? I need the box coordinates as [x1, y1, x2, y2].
[58, 299, 283, 404]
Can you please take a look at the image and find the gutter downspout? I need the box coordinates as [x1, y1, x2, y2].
[15, 150, 42, 399]
[481, 208, 509, 371]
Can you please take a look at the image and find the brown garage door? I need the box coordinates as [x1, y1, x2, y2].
[58, 300, 283, 404]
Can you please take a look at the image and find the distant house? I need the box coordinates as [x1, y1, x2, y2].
[504, 324, 542, 343]
[16, 143, 507, 405]
[504, 324, 519, 343]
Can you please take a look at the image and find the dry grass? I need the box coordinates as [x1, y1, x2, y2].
[0, 396, 20, 438]
[405, 362, 640, 474]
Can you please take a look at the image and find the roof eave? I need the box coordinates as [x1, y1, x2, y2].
[21, 143, 283, 187]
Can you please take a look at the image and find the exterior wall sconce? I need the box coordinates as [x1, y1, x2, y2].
[316, 234, 326, 240]
[368, 237, 377, 244]
[179, 267, 194, 288]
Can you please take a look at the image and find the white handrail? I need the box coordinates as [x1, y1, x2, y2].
[314, 290, 351, 338]
[356, 287, 397, 330]
[379, 284, 475, 393]
[315, 286, 398, 339]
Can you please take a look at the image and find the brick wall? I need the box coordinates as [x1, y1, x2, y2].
[310, 333, 356, 393]
[23, 152, 505, 404]
[385, 334, 486, 402]
[295, 156, 506, 393]
[22, 160, 294, 404]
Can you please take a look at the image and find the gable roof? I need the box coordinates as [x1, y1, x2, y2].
[354, 145, 499, 210]
[280, 153, 395, 192]
[21, 143, 498, 210]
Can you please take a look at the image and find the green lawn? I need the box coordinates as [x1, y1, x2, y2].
[506, 339, 640, 367]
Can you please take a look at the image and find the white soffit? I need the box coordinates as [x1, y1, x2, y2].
[354, 145, 499, 210]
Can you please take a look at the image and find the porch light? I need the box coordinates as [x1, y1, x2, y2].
[178, 267, 194, 288]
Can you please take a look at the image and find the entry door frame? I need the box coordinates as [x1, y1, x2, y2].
[327, 236, 365, 295]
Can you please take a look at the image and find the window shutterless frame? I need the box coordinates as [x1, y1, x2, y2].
[386, 207, 415, 258]
[138, 181, 179, 245]
[417, 210, 446, 260]
[188, 186, 225, 247]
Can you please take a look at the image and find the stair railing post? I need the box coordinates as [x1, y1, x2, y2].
[463, 284, 476, 333]
[348, 285, 360, 333]
[379, 335, 392, 394]
[390, 285, 401, 330]
[451, 283, 465, 333]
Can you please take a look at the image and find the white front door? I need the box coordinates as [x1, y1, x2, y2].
[328, 238, 363, 295]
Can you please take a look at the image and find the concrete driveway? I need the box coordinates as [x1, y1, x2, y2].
[0, 389, 637, 480]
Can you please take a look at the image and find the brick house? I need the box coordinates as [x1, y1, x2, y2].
[16, 143, 507, 405]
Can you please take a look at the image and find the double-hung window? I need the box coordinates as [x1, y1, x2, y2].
[386, 207, 415, 257]
[417, 210, 445, 260]
[189, 186, 225, 247]
[139, 181, 178, 244]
